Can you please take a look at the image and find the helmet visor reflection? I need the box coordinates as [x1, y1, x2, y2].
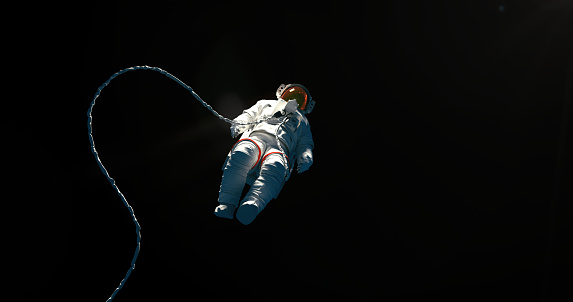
[280, 86, 308, 111]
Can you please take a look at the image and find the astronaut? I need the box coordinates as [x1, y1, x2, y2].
[214, 84, 316, 225]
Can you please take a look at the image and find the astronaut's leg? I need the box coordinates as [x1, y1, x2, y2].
[236, 151, 288, 225]
[214, 139, 262, 219]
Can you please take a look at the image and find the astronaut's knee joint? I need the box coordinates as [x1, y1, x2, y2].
[230, 143, 258, 168]
[261, 158, 287, 179]
[230, 148, 251, 164]
[264, 154, 286, 167]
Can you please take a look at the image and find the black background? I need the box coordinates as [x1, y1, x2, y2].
[12, 0, 573, 301]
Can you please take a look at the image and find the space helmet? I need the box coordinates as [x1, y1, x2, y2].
[276, 83, 316, 114]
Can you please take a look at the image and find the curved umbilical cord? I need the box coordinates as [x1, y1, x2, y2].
[87, 66, 274, 301]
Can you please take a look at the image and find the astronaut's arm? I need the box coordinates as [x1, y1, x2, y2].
[230, 101, 265, 138]
[296, 148, 313, 174]
[295, 123, 314, 173]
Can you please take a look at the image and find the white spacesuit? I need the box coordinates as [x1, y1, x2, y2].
[214, 84, 316, 225]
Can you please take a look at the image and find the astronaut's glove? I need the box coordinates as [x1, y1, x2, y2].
[230, 122, 248, 138]
[296, 150, 313, 174]
[285, 100, 299, 114]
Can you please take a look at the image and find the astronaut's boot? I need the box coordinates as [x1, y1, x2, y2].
[214, 203, 236, 219]
[236, 199, 265, 225]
